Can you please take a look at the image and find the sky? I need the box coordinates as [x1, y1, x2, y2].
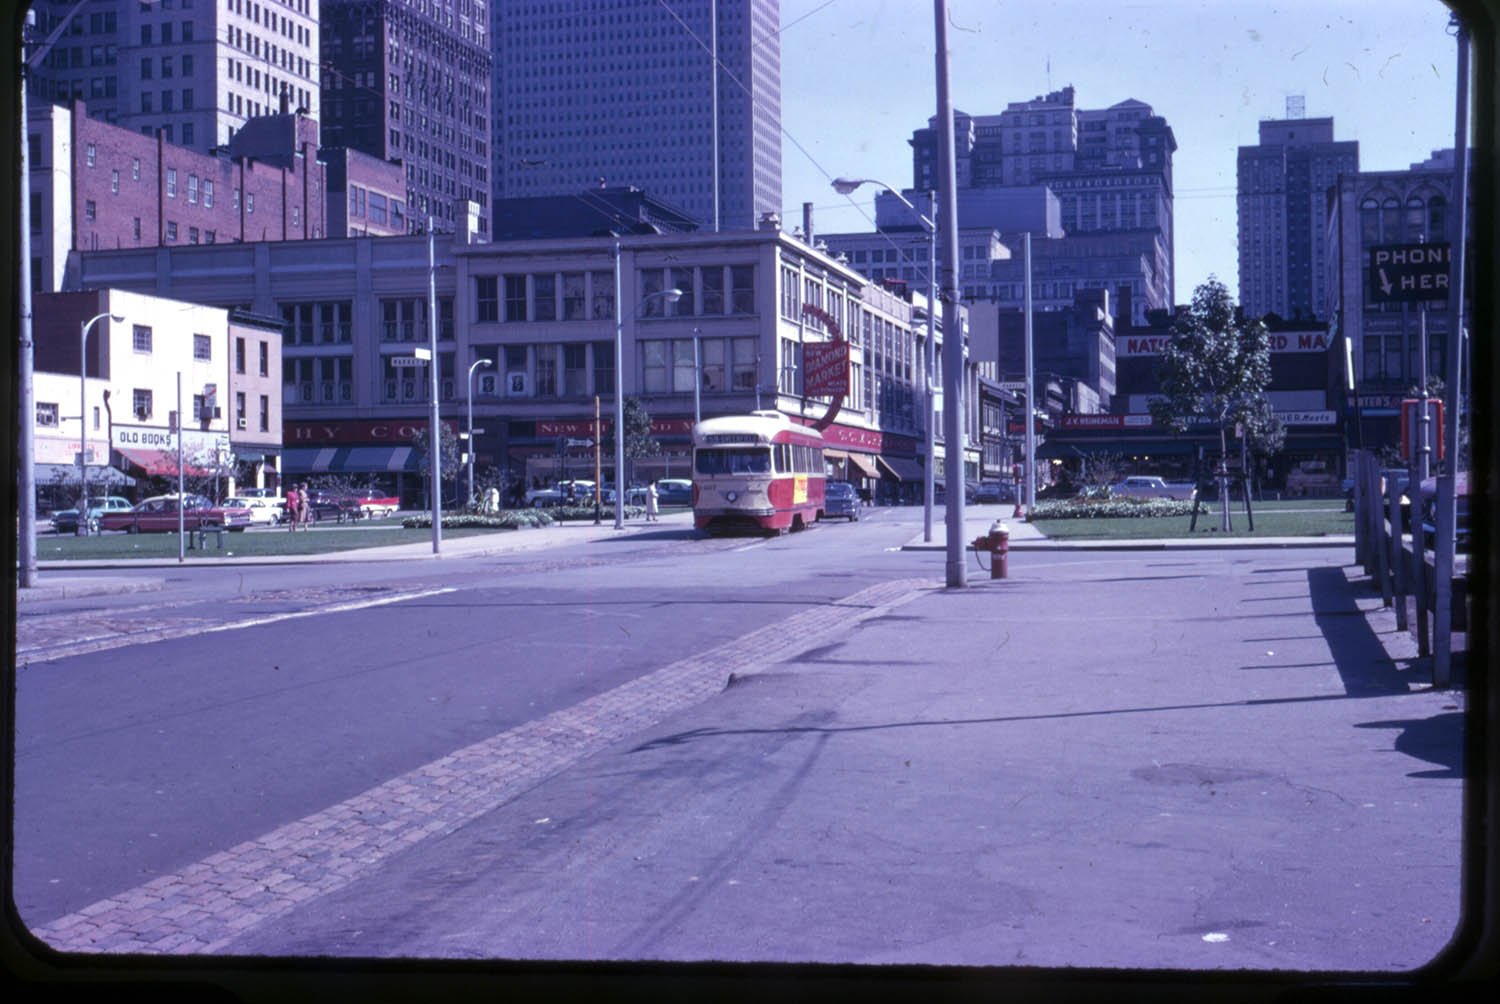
[776, 0, 1465, 305]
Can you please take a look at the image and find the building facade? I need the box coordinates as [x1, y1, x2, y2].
[909, 88, 1177, 310]
[319, 0, 492, 236]
[24, 0, 321, 153]
[492, 0, 781, 233]
[30, 288, 284, 504]
[72, 224, 986, 504]
[1328, 151, 1462, 451]
[1237, 112, 1359, 321]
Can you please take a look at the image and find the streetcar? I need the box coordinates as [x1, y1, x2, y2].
[691, 411, 827, 535]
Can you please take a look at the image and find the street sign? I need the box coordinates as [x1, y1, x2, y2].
[565, 438, 594, 448]
[390, 356, 426, 368]
[1368, 242, 1452, 302]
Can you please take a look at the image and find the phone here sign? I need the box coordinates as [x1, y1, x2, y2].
[1368, 242, 1452, 303]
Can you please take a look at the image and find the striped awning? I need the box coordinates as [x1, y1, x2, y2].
[282, 445, 422, 473]
[116, 447, 215, 477]
[845, 452, 880, 479]
[876, 455, 924, 481]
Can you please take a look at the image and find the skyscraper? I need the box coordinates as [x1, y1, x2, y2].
[23, 0, 321, 153]
[319, 0, 493, 235]
[492, 0, 781, 232]
[1237, 110, 1358, 321]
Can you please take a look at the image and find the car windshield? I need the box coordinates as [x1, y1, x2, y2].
[695, 448, 771, 475]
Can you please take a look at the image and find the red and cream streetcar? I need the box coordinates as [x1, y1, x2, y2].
[691, 411, 827, 535]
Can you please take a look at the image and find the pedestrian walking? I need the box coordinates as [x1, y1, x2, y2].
[284, 484, 300, 532]
[298, 483, 311, 529]
[645, 481, 659, 522]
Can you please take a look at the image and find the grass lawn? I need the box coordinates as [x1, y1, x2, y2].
[1032, 498, 1355, 540]
[35, 517, 506, 561]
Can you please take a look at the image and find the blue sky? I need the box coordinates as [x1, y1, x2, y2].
[777, 0, 1464, 304]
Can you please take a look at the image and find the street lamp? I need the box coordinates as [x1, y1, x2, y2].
[466, 357, 492, 510]
[832, 178, 938, 542]
[78, 310, 125, 534]
[612, 236, 683, 529]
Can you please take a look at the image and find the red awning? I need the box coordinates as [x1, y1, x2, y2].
[116, 447, 214, 477]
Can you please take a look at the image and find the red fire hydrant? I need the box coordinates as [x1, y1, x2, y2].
[970, 520, 1010, 579]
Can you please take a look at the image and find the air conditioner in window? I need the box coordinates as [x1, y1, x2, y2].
[236, 417, 247, 430]
[478, 374, 496, 395]
[136, 408, 150, 421]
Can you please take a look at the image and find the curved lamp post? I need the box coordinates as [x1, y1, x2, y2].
[612, 238, 683, 528]
[78, 310, 125, 534]
[466, 358, 492, 509]
[831, 178, 938, 541]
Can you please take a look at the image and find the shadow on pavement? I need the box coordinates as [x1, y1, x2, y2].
[1355, 710, 1465, 779]
[1307, 565, 1417, 695]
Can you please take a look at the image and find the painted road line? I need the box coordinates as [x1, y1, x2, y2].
[27, 577, 935, 955]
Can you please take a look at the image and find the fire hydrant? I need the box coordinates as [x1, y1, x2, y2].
[970, 519, 1010, 579]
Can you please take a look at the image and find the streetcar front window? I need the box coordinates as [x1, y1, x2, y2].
[694, 447, 772, 475]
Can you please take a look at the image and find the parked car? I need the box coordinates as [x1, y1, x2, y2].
[221, 496, 282, 526]
[820, 480, 860, 521]
[1285, 460, 1340, 498]
[302, 490, 360, 522]
[49, 496, 134, 534]
[1109, 476, 1197, 501]
[973, 481, 1015, 504]
[97, 494, 253, 533]
[346, 489, 400, 518]
[934, 481, 979, 504]
[1418, 471, 1470, 552]
[654, 479, 694, 507]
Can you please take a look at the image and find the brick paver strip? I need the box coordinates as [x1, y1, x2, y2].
[30, 577, 933, 956]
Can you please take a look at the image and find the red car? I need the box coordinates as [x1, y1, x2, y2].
[345, 489, 400, 518]
[97, 494, 254, 534]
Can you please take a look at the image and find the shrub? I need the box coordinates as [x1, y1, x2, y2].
[401, 509, 554, 531]
[548, 504, 646, 522]
[1029, 497, 1197, 520]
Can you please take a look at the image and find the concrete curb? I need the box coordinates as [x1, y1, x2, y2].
[16, 576, 167, 604]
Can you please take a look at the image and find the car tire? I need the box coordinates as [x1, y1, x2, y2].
[87, 517, 100, 534]
[125, 523, 138, 534]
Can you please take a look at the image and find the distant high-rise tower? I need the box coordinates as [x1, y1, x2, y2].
[320, 0, 492, 235]
[1237, 109, 1358, 321]
[493, 0, 781, 232]
[23, 0, 321, 153]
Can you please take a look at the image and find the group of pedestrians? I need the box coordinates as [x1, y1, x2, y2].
[283, 482, 312, 531]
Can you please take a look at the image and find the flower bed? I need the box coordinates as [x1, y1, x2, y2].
[1028, 497, 1198, 520]
[402, 510, 553, 530]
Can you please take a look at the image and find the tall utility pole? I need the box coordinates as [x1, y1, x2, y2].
[934, 0, 966, 588]
[427, 219, 442, 554]
[1023, 232, 1036, 514]
[1434, 13, 1470, 687]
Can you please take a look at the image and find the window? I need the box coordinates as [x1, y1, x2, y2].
[141, 92, 152, 113]
[246, 193, 254, 213]
[475, 276, 498, 322]
[132, 388, 153, 420]
[110, 169, 119, 193]
[641, 340, 669, 392]
[534, 274, 556, 321]
[132, 217, 141, 240]
[140, 56, 152, 79]
[187, 175, 199, 203]
[235, 337, 246, 373]
[132, 158, 140, 181]
[534, 344, 557, 396]
[162, 55, 173, 78]
[258, 341, 268, 377]
[86, 143, 96, 166]
[731, 265, 755, 313]
[36, 402, 59, 428]
[202, 179, 213, 208]
[193, 334, 212, 360]
[166, 221, 178, 240]
[504, 275, 527, 321]
[183, 88, 194, 110]
[702, 267, 725, 315]
[668, 267, 695, 316]
[259, 394, 269, 432]
[592, 270, 615, 319]
[592, 340, 614, 395]
[166, 168, 177, 197]
[85, 200, 96, 221]
[236, 392, 246, 427]
[132, 325, 152, 353]
[563, 344, 587, 396]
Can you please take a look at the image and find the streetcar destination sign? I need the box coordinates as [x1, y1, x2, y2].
[1368, 242, 1452, 302]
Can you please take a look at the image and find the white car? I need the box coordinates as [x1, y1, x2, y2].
[222, 495, 283, 525]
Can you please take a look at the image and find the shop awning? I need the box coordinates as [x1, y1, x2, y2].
[35, 463, 135, 487]
[845, 452, 880, 479]
[282, 445, 421, 473]
[876, 455, 925, 481]
[116, 447, 216, 477]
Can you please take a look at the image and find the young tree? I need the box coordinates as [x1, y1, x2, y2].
[410, 423, 463, 503]
[1148, 277, 1274, 525]
[622, 396, 659, 485]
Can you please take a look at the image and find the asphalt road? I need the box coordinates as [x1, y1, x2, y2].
[11, 507, 1465, 984]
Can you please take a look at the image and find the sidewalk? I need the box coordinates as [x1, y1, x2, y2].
[900, 508, 1355, 552]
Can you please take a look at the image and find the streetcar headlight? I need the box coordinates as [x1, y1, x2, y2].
[725, 491, 738, 502]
